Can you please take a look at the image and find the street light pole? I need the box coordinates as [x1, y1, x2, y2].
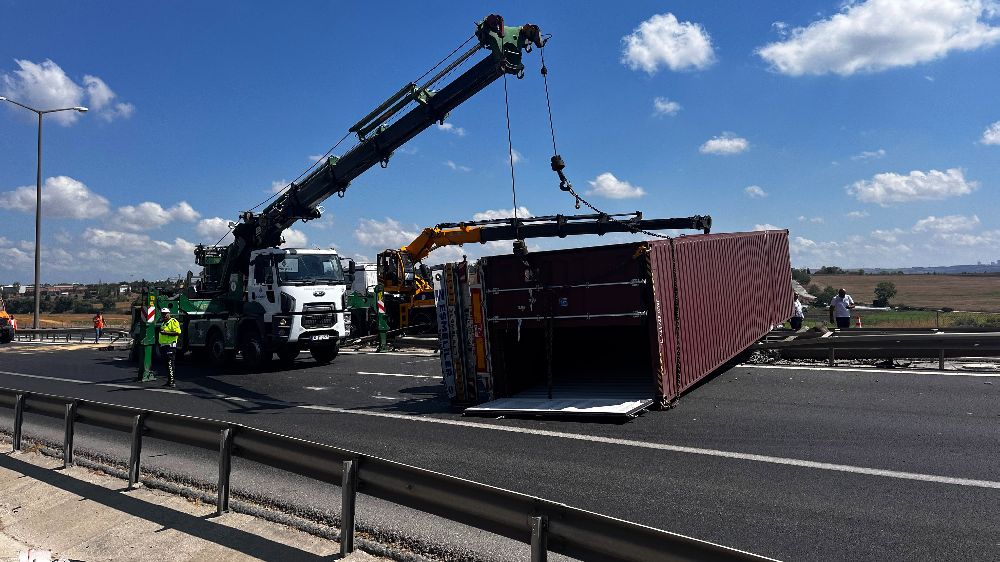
[0, 97, 88, 329]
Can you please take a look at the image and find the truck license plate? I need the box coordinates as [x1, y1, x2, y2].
[313, 334, 330, 341]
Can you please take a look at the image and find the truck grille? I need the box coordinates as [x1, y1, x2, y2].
[301, 304, 336, 329]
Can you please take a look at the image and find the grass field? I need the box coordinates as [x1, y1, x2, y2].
[22, 313, 132, 329]
[797, 308, 1000, 329]
[810, 274, 1000, 312]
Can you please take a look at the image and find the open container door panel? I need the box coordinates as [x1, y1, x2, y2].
[468, 243, 657, 418]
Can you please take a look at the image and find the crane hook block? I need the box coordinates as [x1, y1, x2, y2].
[550, 154, 573, 192]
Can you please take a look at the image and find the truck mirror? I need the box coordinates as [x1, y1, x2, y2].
[347, 259, 356, 275]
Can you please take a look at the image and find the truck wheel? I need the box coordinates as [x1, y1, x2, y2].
[310, 344, 338, 365]
[207, 329, 234, 366]
[240, 330, 269, 370]
[0, 331, 11, 344]
[277, 347, 300, 365]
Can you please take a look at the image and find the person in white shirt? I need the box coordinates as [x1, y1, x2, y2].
[790, 293, 805, 330]
[829, 289, 855, 329]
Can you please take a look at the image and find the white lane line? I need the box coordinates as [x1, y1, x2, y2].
[341, 351, 437, 357]
[371, 396, 400, 401]
[357, 371, 435, 378]
[294, 404, 1000, 490]
[741, 364, 1000, 377]
[3, 369, 998, 490]
[0, 370, 91, 384]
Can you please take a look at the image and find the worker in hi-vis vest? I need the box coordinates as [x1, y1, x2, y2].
[158, 307, 182, 387]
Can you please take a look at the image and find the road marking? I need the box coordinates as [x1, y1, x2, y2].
[357, 371, 435, 378]
[341, 351, 437, 358]
[371, 395, 399, 400]
[3, 368, 998, 490]
[741, 364, 1000, 378]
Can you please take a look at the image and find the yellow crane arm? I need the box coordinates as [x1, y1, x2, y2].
[402, 225, 485, 263]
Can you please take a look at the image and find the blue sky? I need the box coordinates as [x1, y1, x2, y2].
[2, 1, 999, 283]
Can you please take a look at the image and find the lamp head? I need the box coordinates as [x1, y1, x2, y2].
[0, 97, 6, 101]
[74, 106, 88, 113]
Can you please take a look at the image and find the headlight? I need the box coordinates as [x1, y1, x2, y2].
[278, 317, 290, 327]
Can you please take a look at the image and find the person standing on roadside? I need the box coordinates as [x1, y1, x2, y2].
[158, 308, 182, 387]
[790, 294, 805, 330]
[93, 311, 105, 343]
[829, 288, 855, 329]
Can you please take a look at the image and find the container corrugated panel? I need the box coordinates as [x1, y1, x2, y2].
[646, 241, 677, 402]
[650, 230, 792, 397]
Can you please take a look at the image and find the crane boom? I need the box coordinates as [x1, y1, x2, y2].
[195, 14, 545, 295]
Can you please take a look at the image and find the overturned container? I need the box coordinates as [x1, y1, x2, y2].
[436, 230, 792, 417]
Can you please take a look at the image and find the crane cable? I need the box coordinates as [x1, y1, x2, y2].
[538, 45, 671, 240]
[502, 74, 521, 241]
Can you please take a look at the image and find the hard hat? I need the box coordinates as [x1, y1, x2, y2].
[160, 307, 170, 313]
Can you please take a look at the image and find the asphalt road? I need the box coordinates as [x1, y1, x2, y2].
[0, 341, 998, 561]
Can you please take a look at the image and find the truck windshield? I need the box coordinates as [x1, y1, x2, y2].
[276, 254, 344, 285]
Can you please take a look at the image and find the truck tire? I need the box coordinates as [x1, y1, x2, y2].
[0, 331, 11, 344]
[240, 330, 269, 370]
[276, 347, 300, 365]
[207, 329, 234, 366]
[310, 344, 338, 365]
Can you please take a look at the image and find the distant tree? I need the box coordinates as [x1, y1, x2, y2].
[873, 281, 897, 307]
[814, 286, 838, 306]
[857, 269, 865, 275]
[817, 266, 845, 275]
[791, 268, 811, 285]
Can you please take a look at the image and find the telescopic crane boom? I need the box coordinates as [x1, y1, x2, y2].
[194, 14, 545, 296]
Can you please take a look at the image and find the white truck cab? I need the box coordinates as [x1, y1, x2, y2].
[247, 248, 350, 363]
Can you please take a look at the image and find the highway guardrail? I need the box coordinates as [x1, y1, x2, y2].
[12, 328, 128, 343]
[0, 386, 776, 562]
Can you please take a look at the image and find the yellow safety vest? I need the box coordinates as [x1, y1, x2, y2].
[158, 317, 181, 346]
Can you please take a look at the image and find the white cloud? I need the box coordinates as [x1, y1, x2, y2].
[308, 155, 326, 163]
[1, 60, 134, 125]
[281, 228, 308, 247]
[851, 148, 886, 161]
[1, 60, 84, 126]
[700, 132, 749, 155]
[115, 201, 200, 231]
[354, 217, 419, 249]
[196, 217, 233, 243]
[0, 176, 110, 218]
[756, 0, 1000, 76]
[621, 13, 716, 73]
[508, 149, 524, 166]
[82, 75, 134, 121]
[586, 172, 647, 199]
[444, 160, 471, 172]
[436, 123, 466, 136]
[871, 228, 906, 243]
[472, 207, 533, 222]
[847, 168, 978, 205]
[745, 185, 768, 198]
[270, 179, 289, 194]
[753, 223, 783, 231]
[981, 121, 1000, 145]
[912, 214, 980, 233]
[847, 210, 870, 219]
[797, 215, 825, 223]
[652, 97, 681, 116]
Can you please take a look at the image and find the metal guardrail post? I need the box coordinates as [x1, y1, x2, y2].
[828, 346, 835, 367]
[128, 414, 145, 489]
[340, 459, 359, 556]
[530, 516, 548, 562]
[939, 349, 945, 370]
[12, 393, 25, 452]
[63, 401, 77, 467]
[217, 428, 234, 515]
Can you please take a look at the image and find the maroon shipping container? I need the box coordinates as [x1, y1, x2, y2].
[465, 230, 791, 416]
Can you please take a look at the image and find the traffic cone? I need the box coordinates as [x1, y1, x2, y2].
[855, 315, 863, 328]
